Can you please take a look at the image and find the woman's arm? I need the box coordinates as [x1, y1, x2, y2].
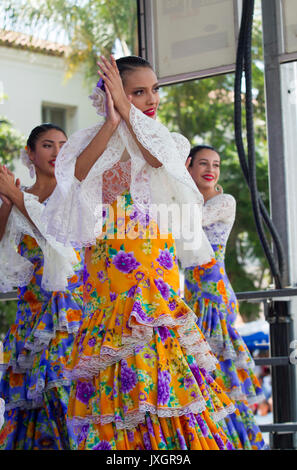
[0, 168, 21, 241]
[0, 201, 13, 241]
[0, 167, 34, 227]
[97, 56, 162, 169]
[75, 120, 119, 181]
[74, 87, 121, 181]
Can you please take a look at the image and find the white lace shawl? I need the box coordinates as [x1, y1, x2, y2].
[0, 193, 78, 293]
[203, 193, 236, 246]
[42, 104, 214, 267]
[0, 398, 4, 430]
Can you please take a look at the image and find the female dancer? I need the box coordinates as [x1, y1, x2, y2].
[0, 124, 84, 450]
[185, 145, 267, 449]
[42, 55, 267, 450]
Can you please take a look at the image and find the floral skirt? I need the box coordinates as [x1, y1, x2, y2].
[184, 244, 267, 449]
[0, 236, 84, 449]
[66, 192, 255, 450]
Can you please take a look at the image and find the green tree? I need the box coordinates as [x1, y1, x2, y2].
[0, 116, 25, 169]
[0, 301, 18, 340]
[2, 0, 138, 86]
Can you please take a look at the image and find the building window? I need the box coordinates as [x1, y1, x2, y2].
[42, 105, 66, 130]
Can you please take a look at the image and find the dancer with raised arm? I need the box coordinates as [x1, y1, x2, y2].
[0, 125, 84, 450]
[41, 55, 246, 450]
[185, 145, 267, 449]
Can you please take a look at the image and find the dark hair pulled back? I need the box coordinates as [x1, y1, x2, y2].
[188, 145, 219, 167]
[116, 56, 153, 83]
[27, 123, 67, 151]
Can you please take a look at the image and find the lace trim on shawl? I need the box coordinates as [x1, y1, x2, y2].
[203, 194, 236, 246]
[66, 309, 218, 381]
[0, 192, 78, 292]
[68, 401, 236, 431]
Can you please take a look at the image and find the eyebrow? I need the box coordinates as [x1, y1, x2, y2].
[131, 82, 160, 89]
[198, 158, 220, 163]
[42, 139, 66, 143]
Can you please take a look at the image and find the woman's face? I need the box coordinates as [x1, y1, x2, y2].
[122, 67, 160, 119]
[188, 149, 221, 192]
[28, 129, 67, 177]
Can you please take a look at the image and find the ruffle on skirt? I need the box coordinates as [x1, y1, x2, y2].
[186, 295, 265, 405]
[66, 271, 239, 450]
[0, 284, 83, 410]
[0, 386, 75, 450]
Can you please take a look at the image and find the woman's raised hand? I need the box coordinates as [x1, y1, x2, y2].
[0, 165, 20, 204]
[105, 85, 121, 128]
[97, 55, 130, 117]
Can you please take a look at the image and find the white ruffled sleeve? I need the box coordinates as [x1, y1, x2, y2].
[0, 192, 78, 293]
[121, 105, 214, 267]
[42, 122, 125, 247]
[203, 194, 236, 226]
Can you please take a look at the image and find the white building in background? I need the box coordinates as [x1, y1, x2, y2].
[0, 30, 97, 185]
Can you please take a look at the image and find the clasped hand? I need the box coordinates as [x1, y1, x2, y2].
[97, 55, 131, 127]
[0, 165, 20, 206]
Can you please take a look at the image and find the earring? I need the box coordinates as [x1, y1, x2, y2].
[216, 184, 223, 194]
[29, 164, 36, 179]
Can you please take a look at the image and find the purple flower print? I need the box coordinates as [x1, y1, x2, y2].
[93, 440, 112, 450]
[156, 268, 164, 277]
[83, 265, 90, 284]
[146, 416, 154, 435]
[157, 370, 171, 405]
[189, 363, 204, 387]
[127, 285, 137, 298]
[132, 300, 153, 323]
[157, 249, 173, 270]
[184, 375, 195, 389]
[97, 270, 105, 281]
[196, 414, 209, 437]
[154, 278, 170, 301]
[78, 424, 89, 445]
[120, 361, 138, 393]
[158, 326, 170, 343]
[186, 413, 197, 429]
[127, 430, 134, 443]
[176, 428, 187, 450]
[130, 210, 138, 220]
[213, 433, 225, 450]
[110, 292, 117, 302]
[143, 432, 152, 450]
[168, 300, 177, 311]
[113, 251, 140, 274]
[86, 283, 92, 293]
[135, 271, 145, 281]
[78, 331, 86, 348]
[88, 337, 96, 347]
[76, 381, 94, 405]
